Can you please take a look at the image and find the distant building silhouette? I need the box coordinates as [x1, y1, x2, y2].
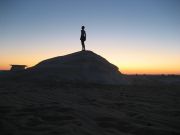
[80, 26, 86, 51]
[10, 65, 27, 71]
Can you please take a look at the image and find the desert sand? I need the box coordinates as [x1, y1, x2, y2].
[0, 80, 180, 135]
[0, 51, 180, 135]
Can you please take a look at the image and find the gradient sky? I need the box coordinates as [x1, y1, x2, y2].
[1, 0, 180, 74]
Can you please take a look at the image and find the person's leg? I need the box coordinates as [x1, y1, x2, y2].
[81, 40, 85, 51]
[81, 40, 83, 50]
[83, 42, 85, 51]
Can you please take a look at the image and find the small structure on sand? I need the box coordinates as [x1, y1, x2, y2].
[10, 65, 27, 71]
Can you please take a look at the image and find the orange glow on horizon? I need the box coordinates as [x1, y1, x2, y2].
[1, 43, 180, 75]
[1, 61, 180, 75]
[119, 68, 180, 75]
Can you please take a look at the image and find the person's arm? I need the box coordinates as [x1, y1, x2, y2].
[80, 30, 82, 40]
[84, 31, 86, 40]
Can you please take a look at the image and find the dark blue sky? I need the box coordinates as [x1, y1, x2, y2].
[1, 0, 180, 74]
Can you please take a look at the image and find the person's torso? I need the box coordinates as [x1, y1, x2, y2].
[81, 30, 85, 37]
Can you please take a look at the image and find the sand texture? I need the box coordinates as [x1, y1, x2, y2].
[0, 81, 180, 135]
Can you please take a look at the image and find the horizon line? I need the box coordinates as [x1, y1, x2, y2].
[0, 69, 180, 76]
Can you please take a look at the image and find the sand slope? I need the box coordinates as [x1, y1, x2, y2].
[28, 51, 126, 85]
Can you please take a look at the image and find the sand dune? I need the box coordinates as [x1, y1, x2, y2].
[0, 51, 180, 134]
[28, 51, 126, 85]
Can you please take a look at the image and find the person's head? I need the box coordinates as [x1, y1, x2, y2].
[81, 26, 85, 30]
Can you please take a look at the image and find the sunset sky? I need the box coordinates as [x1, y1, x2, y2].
[1, 0, 180, 74]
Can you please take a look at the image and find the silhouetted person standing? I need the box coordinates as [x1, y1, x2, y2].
[80, 26, 86, 51]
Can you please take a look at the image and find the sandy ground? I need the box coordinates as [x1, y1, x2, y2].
[0, 81, 180, 135]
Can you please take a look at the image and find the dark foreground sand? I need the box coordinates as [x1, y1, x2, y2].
[0, 80, 180, 135]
